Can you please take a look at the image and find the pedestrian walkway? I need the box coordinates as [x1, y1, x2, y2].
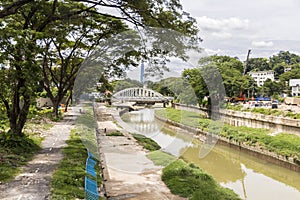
[95, 104, 186, 200]
[0, 111, 78, 200]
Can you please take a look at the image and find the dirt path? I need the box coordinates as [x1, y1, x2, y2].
[0, 111, 77, 200]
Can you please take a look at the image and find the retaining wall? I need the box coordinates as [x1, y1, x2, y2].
[173, 103, 300, 136]
[155, 114, 300, 173]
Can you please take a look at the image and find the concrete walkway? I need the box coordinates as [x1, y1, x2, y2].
[0, 111, 77, 200]
[95, 104, 185, 200]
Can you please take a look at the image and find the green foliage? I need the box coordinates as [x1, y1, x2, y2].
[157, 108, 300, 158]
[156, 108, 206, 128]
[227, 104, 300, 119]
[148, 77, 198, 105]
[246, 57, 271, 72]
[0, 133, 41, 181]
[106, 131, 124, 137]
[146, 150, 176, 166]
[182, 55, 247, 104]
[0, 0, 200, 135]
[132, 133, 161, 151]
[97, 74, 113, 93]
[51, 130, 92, 200]
[162, 160, 241, 200]
[113, 78, 143, 92]
[75, 106, 98, 156]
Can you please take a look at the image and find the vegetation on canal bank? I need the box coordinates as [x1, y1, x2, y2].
[155, 108, 300, 159]
[147, 150, 176, 166]
[162, 159, 241, 200]
[132, 133, 161, 151]
[106, 131, 124, 137]
[51, 129, 103, 200]
[226, 104, 300, 119]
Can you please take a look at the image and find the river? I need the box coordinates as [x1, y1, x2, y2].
[121, 108, 300, 200]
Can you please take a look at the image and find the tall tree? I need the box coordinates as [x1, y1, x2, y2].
[0, 0, 200, 135]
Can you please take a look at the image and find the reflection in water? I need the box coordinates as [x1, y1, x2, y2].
[122, 109, 300, 200]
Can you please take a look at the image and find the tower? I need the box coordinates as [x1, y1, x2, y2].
[140, 62, 144, 85]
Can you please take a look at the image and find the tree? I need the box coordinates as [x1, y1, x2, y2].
[0, 0, 200, 135]
[182, 68, 208, 105]
[261, 78, 283, 97]
[113, 78, 143, 92]
[246, 58, 270, 72]
[97, 74, 113, 94]
[269, 51, 300, 78]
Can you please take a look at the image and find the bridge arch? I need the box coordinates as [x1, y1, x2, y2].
[113, 87, 164, 98]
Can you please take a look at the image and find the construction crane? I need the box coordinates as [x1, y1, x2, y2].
[243, 49, 251, 76]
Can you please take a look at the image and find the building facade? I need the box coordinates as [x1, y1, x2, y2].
[289, 79, 300, 96]
[248, 70, 275, 87]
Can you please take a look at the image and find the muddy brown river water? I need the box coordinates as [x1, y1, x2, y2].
[121, 108, 300, 200]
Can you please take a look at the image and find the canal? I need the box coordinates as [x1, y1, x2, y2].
[121, 108, 300, 200]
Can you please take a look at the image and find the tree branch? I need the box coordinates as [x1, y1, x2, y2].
[0, 0, 34, 18]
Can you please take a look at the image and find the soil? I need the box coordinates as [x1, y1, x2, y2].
[0, 111, 77, 200]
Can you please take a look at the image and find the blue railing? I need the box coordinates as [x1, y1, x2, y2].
[85, 151, 99, 200]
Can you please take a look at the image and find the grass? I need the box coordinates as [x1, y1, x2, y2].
[146, 150, 176, 166]
[132, 133, 161, 151]
[106, 131, 124, 137]
[156, 108, 300, 159]
[227, 104, 300, 119]
[162, 159, 241, 200]
[0, 133, 42, 182]
[50, 129, 103, 200]
[76, 107, 98, 157]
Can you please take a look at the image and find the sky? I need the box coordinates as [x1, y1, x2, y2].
[181, 0, 300, 60]
[128, 0, 300, 80]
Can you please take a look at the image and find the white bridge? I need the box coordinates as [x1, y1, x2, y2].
[112, 87, 174, 105]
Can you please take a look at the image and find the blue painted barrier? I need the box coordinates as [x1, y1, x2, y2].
[85, 176, 99, 200]
[85, 151, 99, 200]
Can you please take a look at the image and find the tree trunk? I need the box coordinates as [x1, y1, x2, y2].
[52, 99, 60, 118]
[64, 92, 72, 112]
[8, 98, 30, 137]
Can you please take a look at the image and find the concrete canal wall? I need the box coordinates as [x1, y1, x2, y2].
[173, 103, 300, 136]
[155, 114, 300, 173]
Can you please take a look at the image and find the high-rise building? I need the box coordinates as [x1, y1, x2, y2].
[140, 62, 144, 84]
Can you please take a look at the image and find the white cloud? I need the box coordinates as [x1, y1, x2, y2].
[204, 48, 224, 55]
[211, 32, 232, 39]
[251, 41, 274, 48]
[196, 16, 250, 32]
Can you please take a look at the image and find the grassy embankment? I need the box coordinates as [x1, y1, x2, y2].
[0, 107, 54, 182]
[162, 159, 241, 200]
[156, 108, 300, 160]
[123, 125, 241, 199]
[146, 149, 240, 199]
[51, 106, 103, 200]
